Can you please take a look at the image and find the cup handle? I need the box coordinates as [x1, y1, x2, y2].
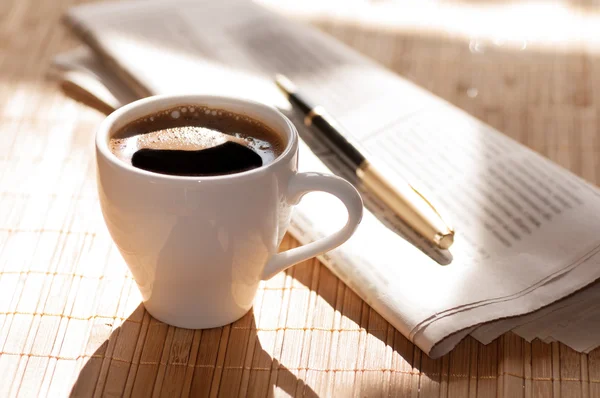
[261, 172, 363, 280]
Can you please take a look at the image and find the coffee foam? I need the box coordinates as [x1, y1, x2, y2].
[110, 126, 247, 163]
[109, 105, 285, 167]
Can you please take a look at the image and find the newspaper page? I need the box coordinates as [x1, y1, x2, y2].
[63, 0, 600, 357]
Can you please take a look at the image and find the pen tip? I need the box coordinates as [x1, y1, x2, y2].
[274, 74, 296, 96]
[436, 232, 454, 250]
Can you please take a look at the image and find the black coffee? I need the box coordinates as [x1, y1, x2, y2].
[109, 105, 285, 176]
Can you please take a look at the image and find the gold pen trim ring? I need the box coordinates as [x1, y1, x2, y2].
[304, 106, 326, 127]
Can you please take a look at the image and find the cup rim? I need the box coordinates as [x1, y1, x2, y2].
[96, 94, 298, 182]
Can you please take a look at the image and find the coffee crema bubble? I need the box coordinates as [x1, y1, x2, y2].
[109, 105, 285, 176]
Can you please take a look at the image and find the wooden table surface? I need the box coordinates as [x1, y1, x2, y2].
[1, 0, 600, 397]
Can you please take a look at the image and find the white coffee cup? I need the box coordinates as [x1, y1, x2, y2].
[96, 94, 363, 329]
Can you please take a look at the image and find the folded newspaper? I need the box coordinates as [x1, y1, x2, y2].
[53, 0, 600, 358]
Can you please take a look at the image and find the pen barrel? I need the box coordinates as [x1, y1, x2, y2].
[356, 162, 454, 249]
[288, 91, 314, 114]
[311, 114, 365, 169]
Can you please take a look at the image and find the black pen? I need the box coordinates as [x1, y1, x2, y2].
[275, 74, 454, 250]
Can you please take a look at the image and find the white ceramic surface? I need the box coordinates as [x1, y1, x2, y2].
[95, 94, 363, 329]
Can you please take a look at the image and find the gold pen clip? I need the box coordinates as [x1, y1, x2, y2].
[408, 183, 455, 249]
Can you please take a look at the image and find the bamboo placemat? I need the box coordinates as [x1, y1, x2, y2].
[1, 0, 600, 396]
